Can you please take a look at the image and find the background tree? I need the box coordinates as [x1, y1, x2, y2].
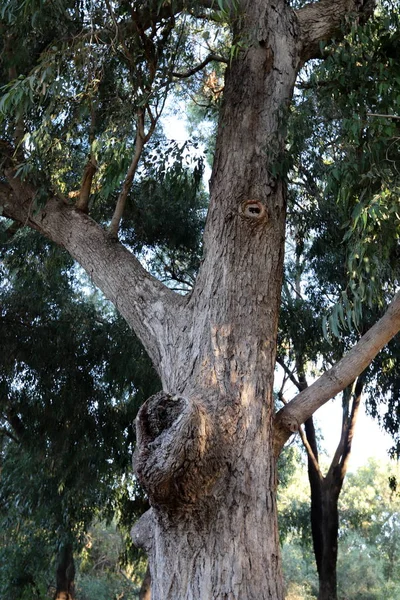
[277, 4, 400, 597]
[0, 229, 160, 599]
[278, 457, 400, 600]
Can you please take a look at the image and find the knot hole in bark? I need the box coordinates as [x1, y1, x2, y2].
[142, 393, 185, 441]
[240, 199, 267, 222]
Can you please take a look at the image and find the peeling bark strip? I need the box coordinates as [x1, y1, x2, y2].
[0, 0, 392, 599]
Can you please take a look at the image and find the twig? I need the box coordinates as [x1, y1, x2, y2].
[367, 113, 400, 120]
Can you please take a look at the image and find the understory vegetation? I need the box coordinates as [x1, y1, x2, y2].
[2, 454, 398, 599]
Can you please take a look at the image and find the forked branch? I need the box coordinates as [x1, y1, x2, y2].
[0, 169, 185, 374]
[172, 54, 228, 79]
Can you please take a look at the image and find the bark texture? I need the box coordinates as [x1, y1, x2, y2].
[296, 0, 375, 62]
[139, 565, 151, 600]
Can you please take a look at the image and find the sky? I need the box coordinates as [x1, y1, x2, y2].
[314, 398, 393, 471]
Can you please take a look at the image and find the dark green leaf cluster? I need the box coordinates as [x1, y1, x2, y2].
[0, 229, 160, 597]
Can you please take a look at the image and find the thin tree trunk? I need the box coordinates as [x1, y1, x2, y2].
[54, 542, 75, 600]
[304, 380, 364, 600]
[317, 481, 340, 600]
[139, 564, 151, 600]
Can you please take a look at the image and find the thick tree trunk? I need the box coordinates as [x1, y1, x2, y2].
[132, 3, 300, 598]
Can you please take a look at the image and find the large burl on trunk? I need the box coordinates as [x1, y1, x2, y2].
[3, 0, 400, 598]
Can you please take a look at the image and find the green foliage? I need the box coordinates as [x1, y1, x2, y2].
[336, 533, 386, 600]
[278, 450, 313, 549]
[281, 543, 318, 600]
[0, 229, 159, 597]
[123, 140, 206, 252]
[286, 4, 400, 337]
[76, 522, 144, 600]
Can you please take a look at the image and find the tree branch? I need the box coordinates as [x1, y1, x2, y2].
[108, 111, 147, 238]
[274, 291, 400, 454]
[76, 102, 97, 213]
[299, 421, 324, 480]
[326, 385, 352, 474]
[0, 426, 20, 444]
[172, 54, 227, 79]
[76, 157, 97, 213]
[276, 357, 303, 392]
[367, 113, 400, 120]
[0, 172, 186, 375]
[296, 0, 376, 63]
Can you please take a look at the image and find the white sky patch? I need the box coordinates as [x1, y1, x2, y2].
[314, 399, 393, 471]
[163, 102, 189, 143]
[276, 366, 393, 471]
[162, 100, 212, 185]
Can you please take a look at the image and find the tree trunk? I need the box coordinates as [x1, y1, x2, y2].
[0, 1, 384, 599]
[54, 542, 75, 600]
[311, 475, 343, 600]
[304, 418, 339, 600]
[131, 2, 301, 598]
[139, 565, 151, 600]
[305, 380, 363, 600]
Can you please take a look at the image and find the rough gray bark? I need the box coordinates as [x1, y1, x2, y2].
[0, 1, 392, 599]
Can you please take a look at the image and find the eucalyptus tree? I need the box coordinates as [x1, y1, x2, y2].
[1, 0, 400, 598]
